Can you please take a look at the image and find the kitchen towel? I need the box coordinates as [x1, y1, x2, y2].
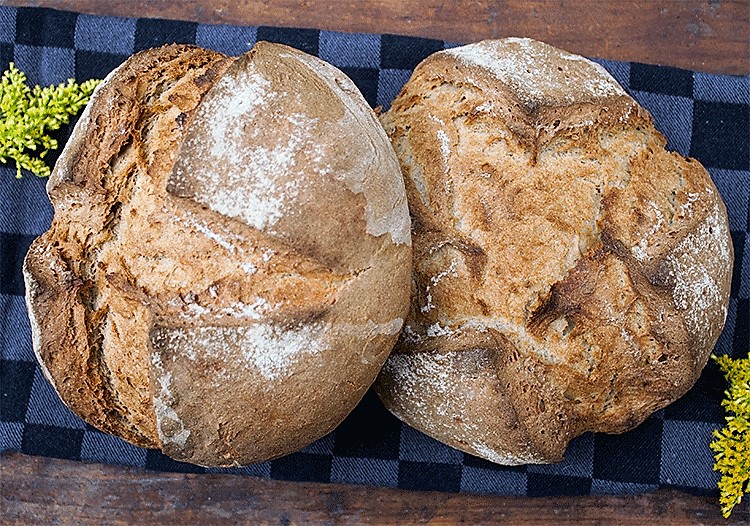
[1, 6, 748, 497]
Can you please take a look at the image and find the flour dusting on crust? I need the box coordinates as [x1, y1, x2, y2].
[383, 350, 543, 464]
[171, 58, 316, 232]
[471, 442, 543, 466]
[241, 323, 326, 380]
[667, 203, 731, 347]
[207, 66, 270, 155]
[277, 48, 411, 246]
[151, 353, 190, 449]
[382, 351, 461, 423]
[154, 323, 327, 382]
[445, 38, 627, 106]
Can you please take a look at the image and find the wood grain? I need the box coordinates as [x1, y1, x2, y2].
[1, 1, 748, 524]
[2, 0, 749, 74]
[1, 452, 748, 525]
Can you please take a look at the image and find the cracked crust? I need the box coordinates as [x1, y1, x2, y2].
[23, 43, 411, 466]
[375, 38, 733, 464]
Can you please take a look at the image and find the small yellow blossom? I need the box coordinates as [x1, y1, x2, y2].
[711, 354, 750, 518]
[0, 63, 99, 178]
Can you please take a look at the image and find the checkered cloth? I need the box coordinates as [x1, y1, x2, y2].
[1, 6, 748, 497]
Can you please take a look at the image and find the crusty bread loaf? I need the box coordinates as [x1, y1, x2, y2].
[375, 38, 733, 464]
[23, 42, 411, 467]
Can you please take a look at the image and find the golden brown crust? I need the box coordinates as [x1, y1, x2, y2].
[375, 38, 733, 464]
[24, 42, 411, 466]
[24, 45, 231, 448]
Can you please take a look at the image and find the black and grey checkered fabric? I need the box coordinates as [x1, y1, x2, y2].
[1, 6, 748, 497]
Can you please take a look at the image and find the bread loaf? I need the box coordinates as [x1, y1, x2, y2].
[24, 42, 411, 466]
[375, 38, 733, 464]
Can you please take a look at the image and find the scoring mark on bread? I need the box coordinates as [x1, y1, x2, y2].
[151, 322, 327, 383]
[38, 47, 235, 447]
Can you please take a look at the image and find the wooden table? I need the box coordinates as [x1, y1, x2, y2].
[4, 0, 750, 74]
[1, 1, 749, 524]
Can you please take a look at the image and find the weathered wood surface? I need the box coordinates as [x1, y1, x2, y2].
[1, 1, 748, 524]
[2, 0, 749, 74]
[2, 452, 748, 525]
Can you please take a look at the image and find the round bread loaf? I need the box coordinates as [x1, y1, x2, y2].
[23, 42, 411, 466]
[375, 38, 733, 465]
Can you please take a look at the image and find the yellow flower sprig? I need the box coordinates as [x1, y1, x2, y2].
[711, 354, 750, 518]
[0, 62, 99, 178]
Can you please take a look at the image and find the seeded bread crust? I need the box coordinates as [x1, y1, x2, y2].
[24, 42, 411, 466]
[375, 38, 733, 465]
